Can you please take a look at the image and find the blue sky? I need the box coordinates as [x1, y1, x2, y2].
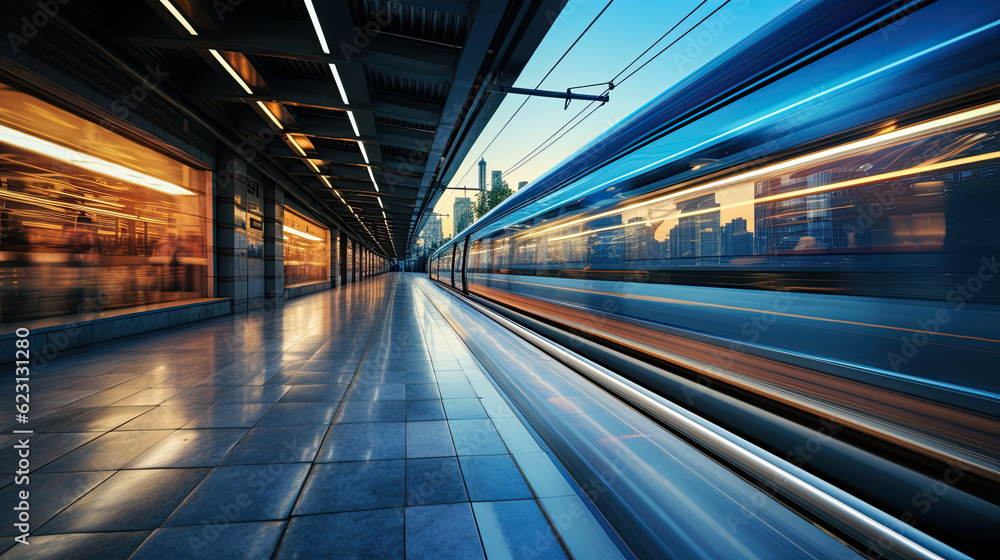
[432, 0, 799, 237]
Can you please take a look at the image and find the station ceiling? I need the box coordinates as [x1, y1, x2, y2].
[3, 0, 563, 257]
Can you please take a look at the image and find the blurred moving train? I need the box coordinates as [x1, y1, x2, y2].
[431, 0, 999, 556]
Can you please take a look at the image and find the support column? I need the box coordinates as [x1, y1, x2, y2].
[330, 228, 340, 288]
[263, 181, 284, 302]
[215, 148, 249, 313]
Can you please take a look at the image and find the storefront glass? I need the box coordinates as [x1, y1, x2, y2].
[0, 82, 211, 324]
[283, 208, 329, 286]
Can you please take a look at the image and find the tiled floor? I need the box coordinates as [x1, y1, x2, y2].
[0, 274, 577, 559]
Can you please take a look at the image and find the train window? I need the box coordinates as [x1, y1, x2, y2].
[486, 106, 1000, 289]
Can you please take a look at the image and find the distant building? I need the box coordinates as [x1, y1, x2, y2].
[491, 170, 504, 189]
[517, 181, 528, 191]
[421, 216, 443, 248]
[721, 217, 754, 256]
[625, 216, 657, 261]
[453, 197, 474, 236]
[669, 193, 721, 260]
[478, 159, 487, 193]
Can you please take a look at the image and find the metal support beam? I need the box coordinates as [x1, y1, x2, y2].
[486, 85, 610, 105]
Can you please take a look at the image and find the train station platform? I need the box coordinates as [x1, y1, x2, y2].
[0, 273, 620, 559]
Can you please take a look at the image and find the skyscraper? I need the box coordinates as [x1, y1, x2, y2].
[491, 170, 504, 189]
[517, 181, 528, 191]
[478, 159, 487, 193]
[421, 216, 443, 248]
[669, 194, 721, 259]
[453, 197, 474, 236]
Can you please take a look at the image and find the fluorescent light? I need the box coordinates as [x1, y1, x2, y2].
[284, 225, 322, 241]
[287, 136, 307, 157]
[209, 49, 253, 95]
[0, 124, 195, 196]
[367, 167, 379, 192]
[305, 160, 321, 173]
[377, 196, 384, 208]
[330, 64, 349, 105]
[304, 0, 329, 54]
[357, 140, 369, 163]
[347, 111, 360, 137]
[159, 0, 198, 35]
[257, 101, 284, 130]
[318, 175, 333, 188]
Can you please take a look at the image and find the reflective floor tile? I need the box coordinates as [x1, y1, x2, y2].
[183, 403, 270, 428]
[472, 500, 568, 560]
[344, 383, 405, 401]
[0, 432, 101, 475]
[514, 453, 576, 499]
[39, 431, 172, 473]
[405, 503, 485, 560]
[405, 457, 468, 506]
[117, 405, 211, 430]
[492, 417, 543, 454]
[297, 359, 360, 374]
[480, 397, 516, 418]
[216, 385, 291, 404]
[0, 531, 150, 560]
[317, 422, 405, 462]
[165, 464, 310, 526]
[255, 403, 339, 427]
[274, 509, 404, 560]
[539, 496, 628, 560]
[286, 371, 354, 385]
[126, 428, 248, 469]
[443, 398, 489, 420]
[0, 472, 112, 537]
[130, 521, 285, 560]
[448, 419, 508, 456]
[278, 384, 348, 403]
[38, 468, 209, 533]
[434, 371, 468, 383]
[405, 421, 455, 458]
[292, 460, 404, 515]
[162, 387, 236, 406]
[459, 455, 533, 501]
[49, 406, 154, 433]
[111, 387, 184, 406]
[405, 383, 440, 400]
[437, 383, 477, 399]
[334, 400, 405, 423]
[405, 400, 446, 422]
[219, 426, 327, 465]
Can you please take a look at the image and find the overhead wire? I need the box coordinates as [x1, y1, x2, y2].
[450, 0, 616, 188]
[502, 0, 731, 179]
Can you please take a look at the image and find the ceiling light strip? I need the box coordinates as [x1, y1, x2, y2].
[347, 111, 360, 137]
[209, 49, 253, 95]
[358, 141, 369, 164]
[303, 0, 330, 54]
[330, 64, 349, 105]
[257, 101, 284, 130]
[159, 0, 198, 35]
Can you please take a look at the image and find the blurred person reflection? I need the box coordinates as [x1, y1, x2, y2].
[67, 212, 98, 314]
[0, 214, 32, 323]
[150, 232, 179, 300]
